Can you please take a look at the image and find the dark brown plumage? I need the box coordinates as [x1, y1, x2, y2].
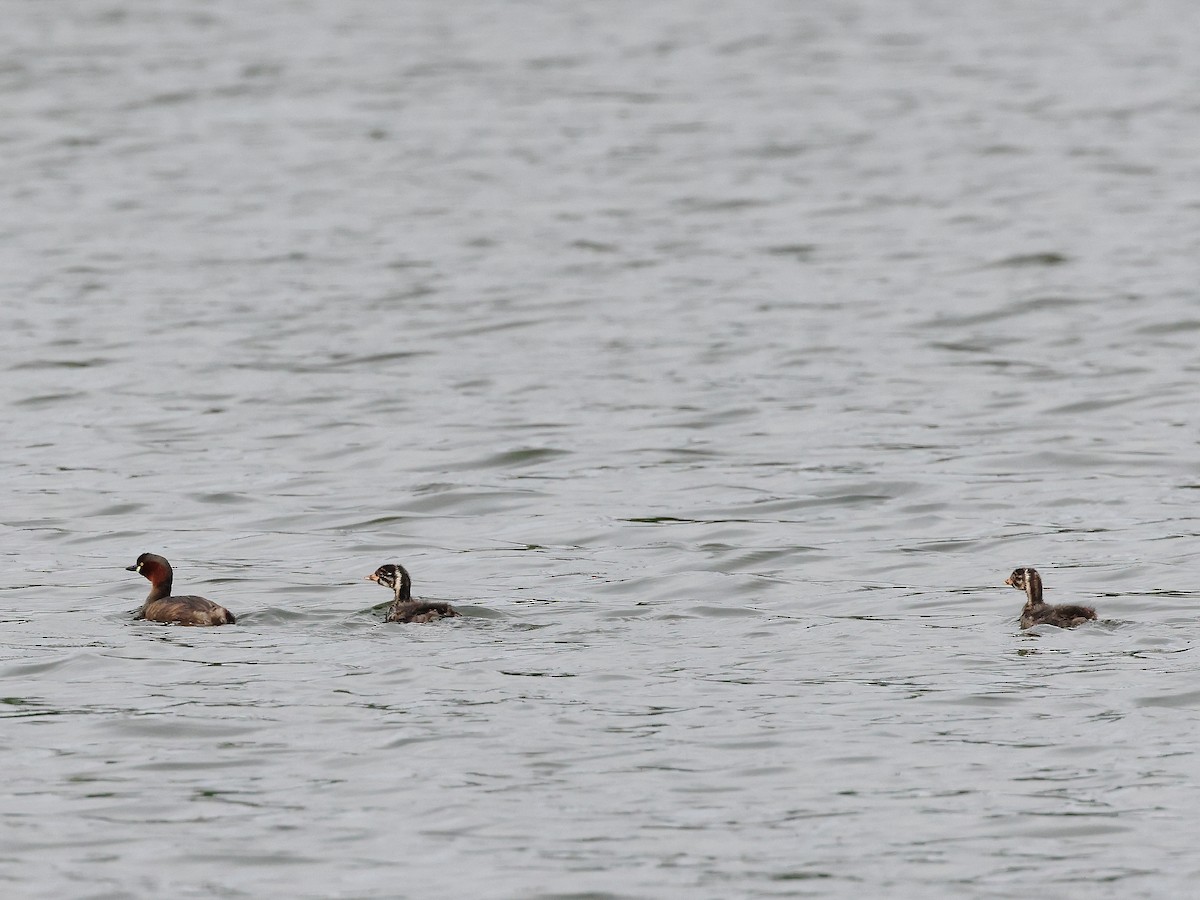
[367, 563, 460, 624]
[1005, 566, 1096, 629]
[126, 553, 236, 626]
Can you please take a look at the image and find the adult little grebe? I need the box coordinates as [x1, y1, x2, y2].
[126, 553, 237, 626]
[1005, 566, 1096, 629]
[367, 563, 460, 623]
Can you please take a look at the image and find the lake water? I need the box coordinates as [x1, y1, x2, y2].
[4, 1, 1200, 897]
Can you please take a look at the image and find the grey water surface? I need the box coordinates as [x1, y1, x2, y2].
[4, 1, 1200, 897]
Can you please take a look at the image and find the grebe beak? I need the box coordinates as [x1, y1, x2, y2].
[126, 564, 138, 572]
[1004, 576, 1013, 586]
[366, 573, 379, 582]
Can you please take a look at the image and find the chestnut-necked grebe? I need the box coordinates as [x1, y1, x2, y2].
[126, 553, 236, 626]
[367, 563, 460, 623]
[1005, 566, 1096, 629]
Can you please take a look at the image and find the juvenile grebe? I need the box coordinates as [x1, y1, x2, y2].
[367, 563, 460, 623]
[1005, 567, 1096, 629]
[126, 553, 236, 626]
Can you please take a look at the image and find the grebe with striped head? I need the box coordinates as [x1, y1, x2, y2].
[367, 563, 460, 623]
[1005, 567, 1096, 629]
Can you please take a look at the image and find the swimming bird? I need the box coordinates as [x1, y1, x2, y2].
[1005, 566, 1096, 629]
[126, 552, 236, 626]
[367, 563, 460, 623]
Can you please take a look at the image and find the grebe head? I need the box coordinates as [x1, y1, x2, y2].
[367, 563, 412, 601]
[127, 552, 173, 586]
[1004, 566, 1043, 603]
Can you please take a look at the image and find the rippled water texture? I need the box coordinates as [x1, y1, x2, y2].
[4, 1, 1200, 897]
